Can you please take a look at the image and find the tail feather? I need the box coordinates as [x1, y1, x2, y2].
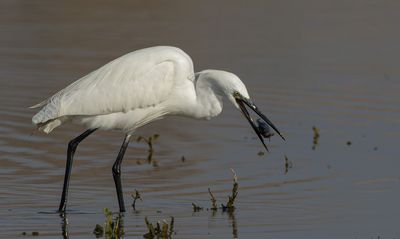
[29, 99, 49, 109]
[37, 119, 63, 134]
[31, 97, 64, 133]
[32, 103, 59, 125]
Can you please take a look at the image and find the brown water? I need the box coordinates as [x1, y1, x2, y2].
[1, 1, 400, 238]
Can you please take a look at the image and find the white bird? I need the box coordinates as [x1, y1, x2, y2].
[31, 46, 285, 212]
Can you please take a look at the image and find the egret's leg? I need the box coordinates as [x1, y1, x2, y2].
[112, 134, 132, 212]
[58, 128, 97, 212]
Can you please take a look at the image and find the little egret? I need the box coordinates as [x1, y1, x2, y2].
[31, 46, 285, 212]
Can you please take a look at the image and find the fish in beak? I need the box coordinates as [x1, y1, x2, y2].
[256, 118, 274, 139]
[234, 93, 285, 151]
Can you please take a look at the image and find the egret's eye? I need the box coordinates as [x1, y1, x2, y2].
[233, 91, 241, 98]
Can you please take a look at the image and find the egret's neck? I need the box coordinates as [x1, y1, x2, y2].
[190, 71, 226, 119]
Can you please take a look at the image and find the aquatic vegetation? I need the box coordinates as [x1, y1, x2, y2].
[93, 224, 104, 238]
[208, 188, 218, 211]
[221, 169, 238, 211]
[191, 203, 203, 212]
[206, 179, 240, 238]
[195, 169, 239, 212]
[312, 126, 320, 150]
[93, 208, 124, 239]
[131, 189, 142, 211]
[284, 155, 293, 175]
[21, 231, 39, 236]
[104, 208, 124, 238]
[137, 134, 160, 152]
[143, 216, 174, 239]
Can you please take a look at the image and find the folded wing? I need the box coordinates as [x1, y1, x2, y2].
[32, 52, 178, 127]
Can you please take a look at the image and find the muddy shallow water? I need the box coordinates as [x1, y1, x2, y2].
[1, 1, 400, 238]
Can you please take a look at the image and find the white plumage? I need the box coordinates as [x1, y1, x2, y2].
[31, 46, 284, 212]
[31, 46, 250, 133]
[31, 46, 195, 133]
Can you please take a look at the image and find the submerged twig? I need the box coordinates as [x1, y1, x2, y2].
[131, 189, 142, 210]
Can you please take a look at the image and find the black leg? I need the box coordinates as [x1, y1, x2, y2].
[112, 134, 132, 212]
[58, 128, 97, 212]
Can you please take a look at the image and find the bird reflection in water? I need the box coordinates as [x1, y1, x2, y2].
[60, 213, 68, 239]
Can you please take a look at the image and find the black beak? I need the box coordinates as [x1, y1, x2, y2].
[235, 96, 285, 151]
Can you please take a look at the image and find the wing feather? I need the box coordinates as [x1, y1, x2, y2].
[32, 52, 176, 125]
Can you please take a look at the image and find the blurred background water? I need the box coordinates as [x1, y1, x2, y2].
[0, 0, 399, 238]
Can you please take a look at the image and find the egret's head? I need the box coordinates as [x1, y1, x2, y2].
[197, 70, 285, 150]
[198, 70, 250, 106]
[216, 71, 285, 151]
[223, 74, 251, 109]
[232, 88, 285, 151]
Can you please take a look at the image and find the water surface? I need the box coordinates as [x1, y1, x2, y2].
[1, 1, 400, 238]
